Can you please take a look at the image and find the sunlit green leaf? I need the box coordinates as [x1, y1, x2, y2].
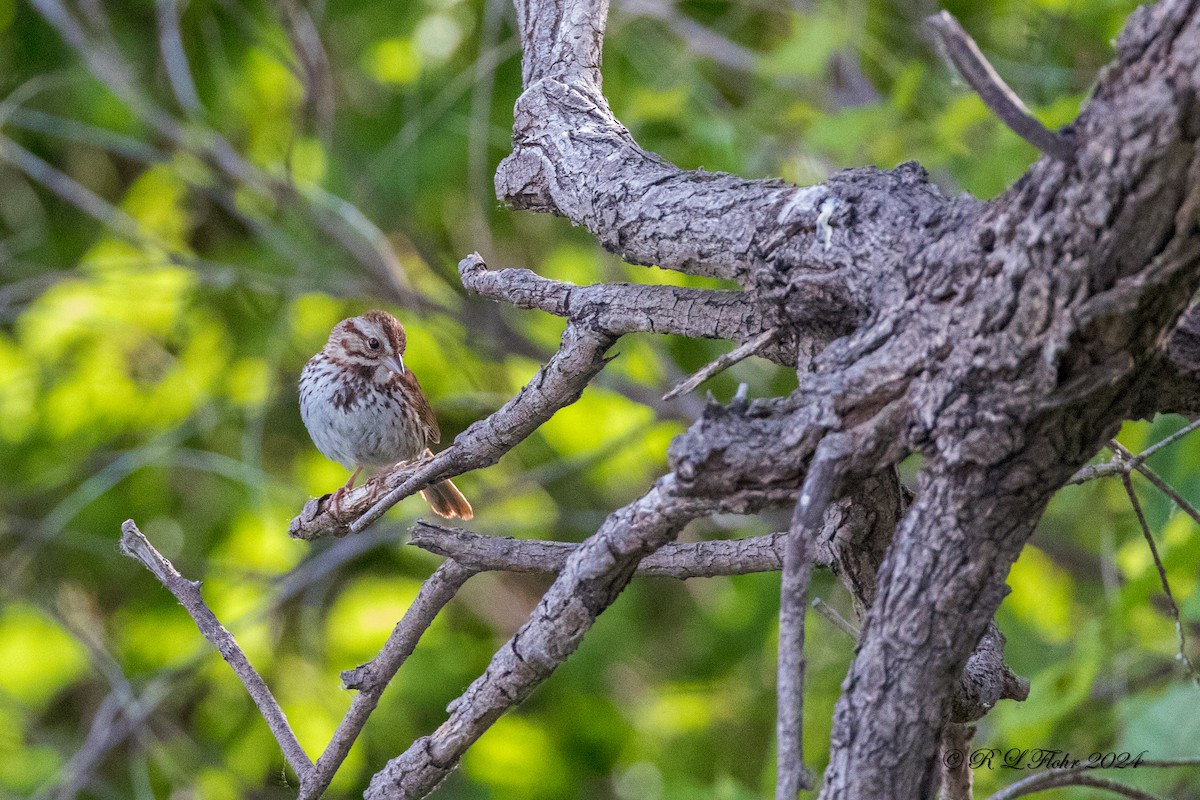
[365, 38, 423, 86]
[0, 605, 87, 709]
[325, 576, 427, 665]
[463, 714, 571, 799]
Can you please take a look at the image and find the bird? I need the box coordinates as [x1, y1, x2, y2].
[299, 309, 473, 521]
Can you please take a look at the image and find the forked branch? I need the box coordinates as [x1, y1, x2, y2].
[365, 478, 718, 799]
[300, 560, 479, 800]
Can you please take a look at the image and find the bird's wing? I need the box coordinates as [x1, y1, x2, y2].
[399, 369, 441, 444]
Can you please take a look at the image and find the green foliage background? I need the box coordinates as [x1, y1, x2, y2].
[2, 0, 1199, 797]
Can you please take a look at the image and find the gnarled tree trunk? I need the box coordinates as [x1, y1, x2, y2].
[487, 2, 1200, 798]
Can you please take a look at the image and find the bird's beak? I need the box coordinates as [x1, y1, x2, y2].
[385, 354, 406, 375]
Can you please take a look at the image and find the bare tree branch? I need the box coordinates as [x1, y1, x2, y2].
[45, 693, 140, 800]
[410, 521, 803, 577]
[364, 478, 716, 799]
[0, 133, 163, 248]
[925, 11, 1074, 160]
[987, 757, 1200, 800]
[1120, 470, 1200, 687]
[1069, 421, 1200, 485]
[950, 623, 1030, 722]
[118, 520, 313, 778]
[299, 561, 478, 800]
[94, 2, 1200, 799]
[154, 0, 203, 116]
[776, 498, 815, 799]
[32, 0, 421, 304]
[42, 683, 171, 800]
[41, 591, 175, 800]
[496, 0, 834, 283]
[279, 0, 336, 141]
[460, 253, 785, 351]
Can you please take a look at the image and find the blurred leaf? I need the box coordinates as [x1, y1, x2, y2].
[1007, 545, 1075, 643]
[758, 12, 850, 79]
[463, 714, 571, 800]
[0, 604, 87, 709]
[365, 38, 423, 86]
[325, 575, 426, 665]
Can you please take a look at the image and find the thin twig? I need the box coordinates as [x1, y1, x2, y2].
[1070, 420, 1200, 485]
[663, 327, 783, 401]
[155, 0, 204, 116]
[369, 38, 523, 175]
[5, 105, 163, 162]
[279, 0, 336, 141]
[1119, 474, 1200, 687]
[986, 758, 1200, 800]
[1130, 418, 1200, 464]
[299, 560, 477, 800]
[988, 771, 1169, 800]
[43, 592, 174, 800]
[1131, 460, 1200, 529]
[32, 0, 422, 304]
[118, 520, 313, 777]
[925, 11, 1074, 161]
[1067, 458, 1127, 485]
[43, 693, 132, 800]
[1104, 438, 1200, 526]
[812, 597, 858, 639]
[44, 682, 172, 800]
[0, 133, 161, 248]
[1, 103, 355, 290]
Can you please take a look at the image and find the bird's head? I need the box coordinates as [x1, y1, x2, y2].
[326, 309, 408, 376]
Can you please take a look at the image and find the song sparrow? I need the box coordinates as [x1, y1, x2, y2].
[299, 309, 473, 520]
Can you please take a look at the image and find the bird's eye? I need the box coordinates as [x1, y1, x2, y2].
[368, 338, 381, 350]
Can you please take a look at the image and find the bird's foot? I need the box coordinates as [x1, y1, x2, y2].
[328, 486, 350, 521]
[326, 466, 364, 524]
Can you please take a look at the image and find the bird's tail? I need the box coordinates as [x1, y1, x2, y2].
[420, 479, 473, 520]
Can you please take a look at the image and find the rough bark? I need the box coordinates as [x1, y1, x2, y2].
[489, 1, 1200, 799]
